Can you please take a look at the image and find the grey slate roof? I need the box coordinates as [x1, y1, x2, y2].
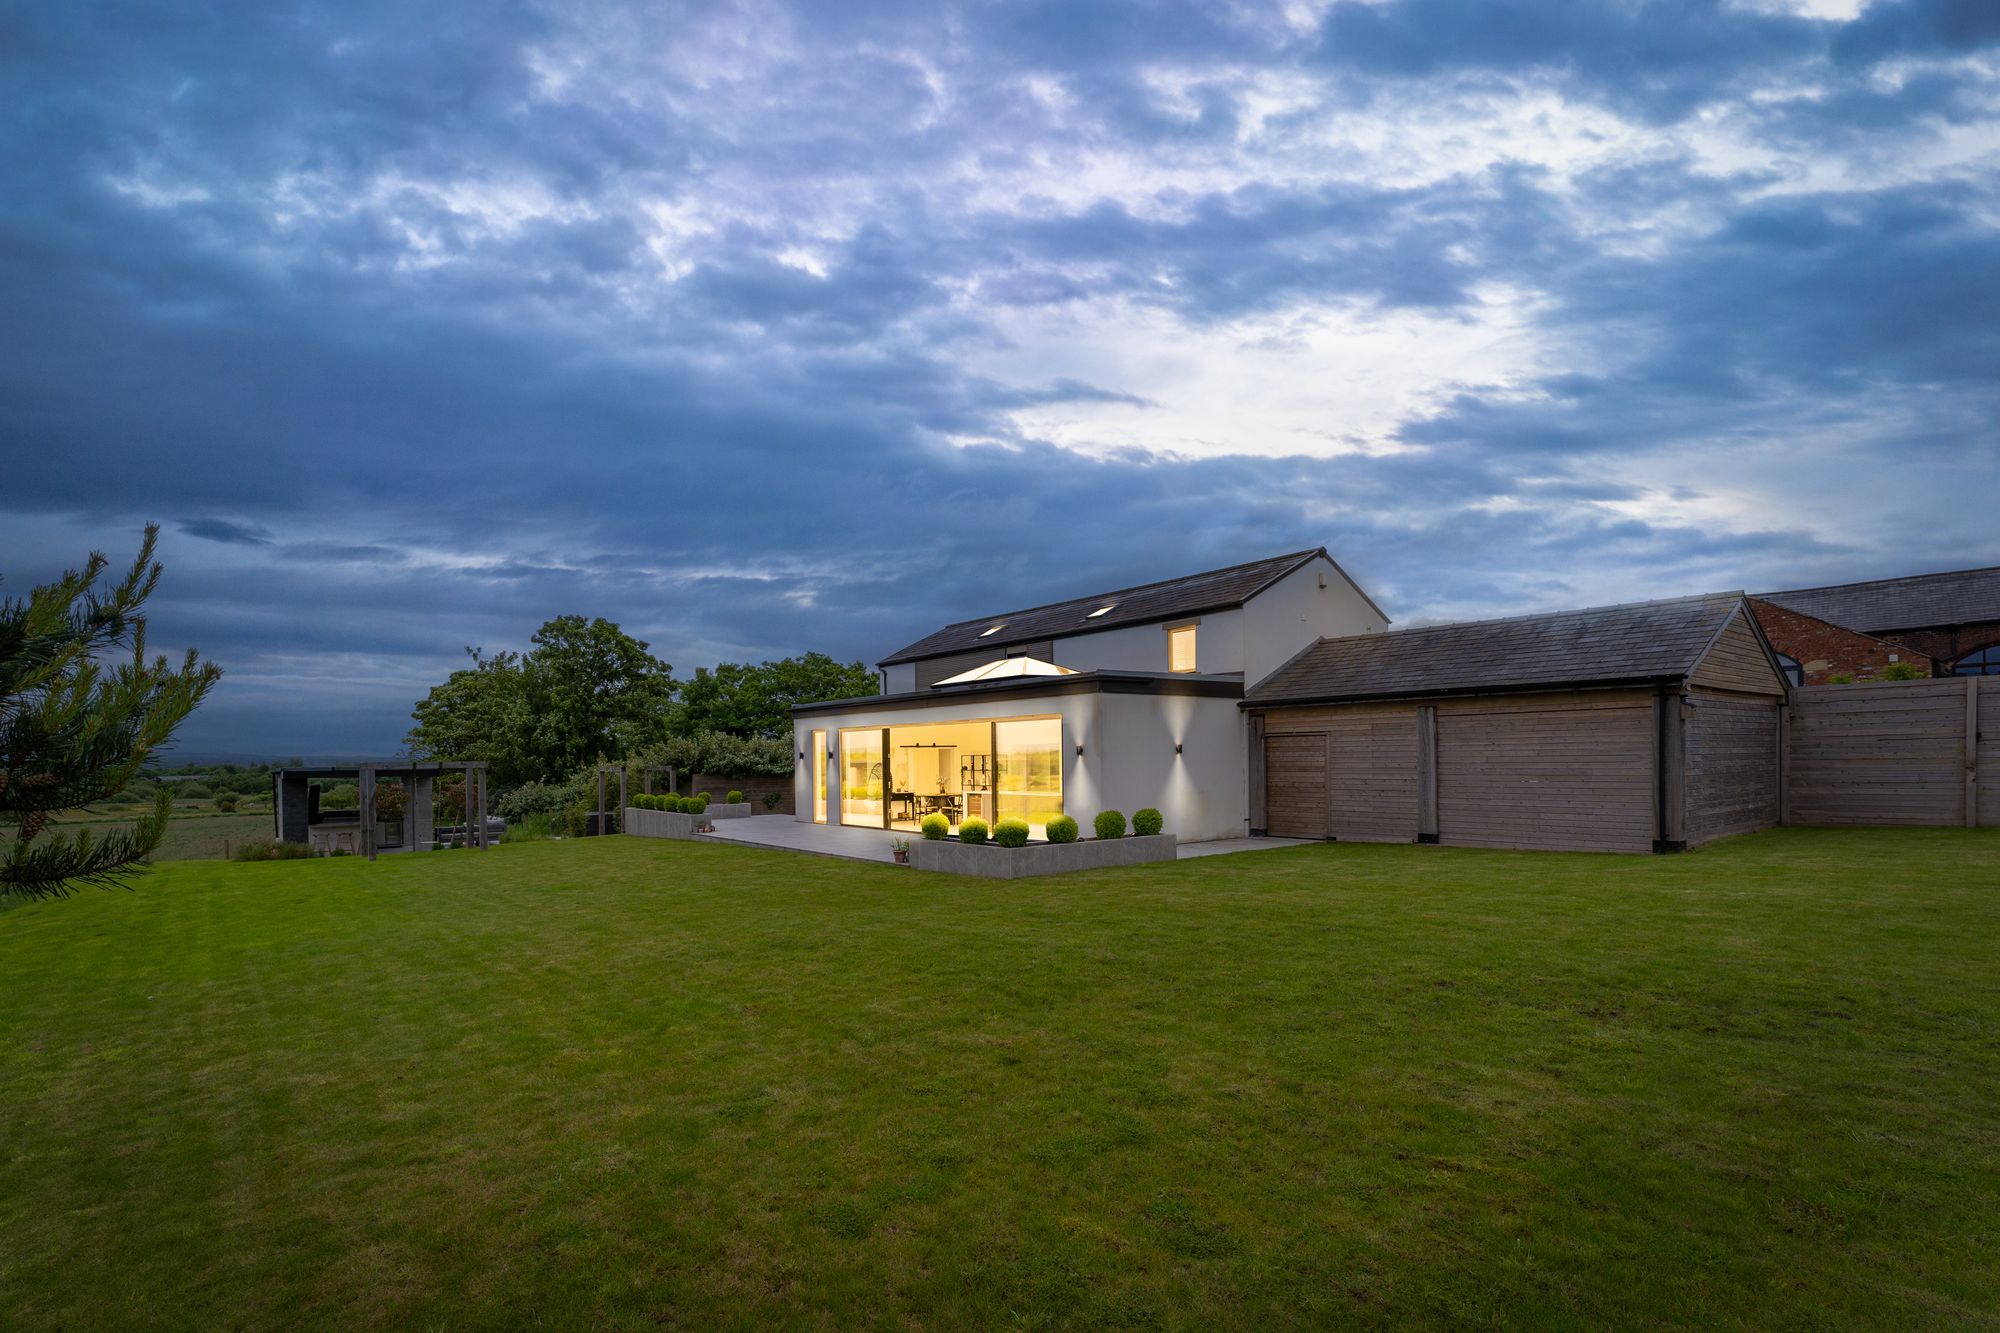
[1245, 591, 1747, 706]
[881, 548, 1378, 665]
[1756, 565, 2000, 634]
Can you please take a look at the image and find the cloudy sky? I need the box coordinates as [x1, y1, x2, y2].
[4, 0, 1997, 755]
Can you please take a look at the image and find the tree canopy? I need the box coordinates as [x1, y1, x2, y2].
[405, 617, 674, 786]
[671, 653, 876, 740]
[1, 525, 221, 900]
[407, 622, 872, 786]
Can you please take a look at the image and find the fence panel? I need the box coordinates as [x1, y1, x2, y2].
[1785, 678, 1983, 827]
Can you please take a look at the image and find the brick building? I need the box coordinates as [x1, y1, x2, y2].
[1752, 565, 2000, 683]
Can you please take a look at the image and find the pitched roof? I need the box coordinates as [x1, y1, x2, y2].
[1245, 591, 1748, 707]
[881, 548, 1380, 665]
[1756, 565, 2000, 634]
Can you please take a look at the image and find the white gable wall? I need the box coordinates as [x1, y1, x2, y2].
[1049, 606, 1247, 677]
[1241, 554, 1387, 687]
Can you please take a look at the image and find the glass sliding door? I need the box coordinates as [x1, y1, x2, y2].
[885, 720, 993, 833]
[839, 728, 887, 827]
[995, 716, 1063, 836]
[811, 729, 827, 823]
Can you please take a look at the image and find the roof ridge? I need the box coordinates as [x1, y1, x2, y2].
[930, 549, 1321, 631]
[1347, 589, 1743, 641]
[1758, 564, 2000, 599]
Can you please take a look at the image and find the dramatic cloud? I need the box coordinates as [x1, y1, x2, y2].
[1, 0, 1994, 754]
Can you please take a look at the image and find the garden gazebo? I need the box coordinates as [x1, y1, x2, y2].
[270, 761, 492, 860]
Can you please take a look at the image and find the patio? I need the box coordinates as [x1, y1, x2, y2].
[697, 815, 1310, 864]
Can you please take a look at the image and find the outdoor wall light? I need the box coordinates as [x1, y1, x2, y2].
[1174, 743, 1184, 754]
[1075, 744, 1085, 757]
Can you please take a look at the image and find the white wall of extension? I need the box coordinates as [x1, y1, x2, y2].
[793, 688, 1249, 843]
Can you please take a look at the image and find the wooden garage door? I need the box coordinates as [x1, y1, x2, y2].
[1265, 732, 1329, 839]
[1326, 709, 1419, 842]
[1436, 697, 1654, 852]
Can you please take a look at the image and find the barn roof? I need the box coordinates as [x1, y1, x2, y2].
[1756, 565, 2000, 634]
[880, 548, 1383, 665]
[1245, 591, 1749, 707]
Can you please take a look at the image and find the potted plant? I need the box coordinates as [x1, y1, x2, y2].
[890, 837, 912, 864]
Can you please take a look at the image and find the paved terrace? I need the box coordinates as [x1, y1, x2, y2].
[699, 815, 1311, 864]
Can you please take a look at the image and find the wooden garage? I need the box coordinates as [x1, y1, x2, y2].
[1245, 592, 1790, 853]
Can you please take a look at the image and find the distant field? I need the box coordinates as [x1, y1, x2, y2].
[5, 805, 274, 862]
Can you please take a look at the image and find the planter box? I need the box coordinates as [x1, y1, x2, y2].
[908, 834, 1177, 879]
[706, 802, 753, 820]
[623, 807, 707, 840]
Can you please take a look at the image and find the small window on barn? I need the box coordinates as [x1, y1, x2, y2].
[1953, 645, 2000, 676]
[1775, 651, 1804, 687]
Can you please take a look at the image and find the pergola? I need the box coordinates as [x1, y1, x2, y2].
[271, 761, 492, 861]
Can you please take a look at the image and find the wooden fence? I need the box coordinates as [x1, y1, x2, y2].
[1783, 677, 1993, 827]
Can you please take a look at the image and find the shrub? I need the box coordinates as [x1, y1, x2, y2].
[692, 795, 710, 813]
[1826, 671, 1856, 684]
[1044, 814, 1079, 843]
[1878, 661, 1925, 681]
[696, 791, 711, 803]
[1094, 810, 1126, 840]
[762, 792, 782, 810]
[920, 812, 950, 840]
[177, 782, 213, 801]
[994, 817, 1030, 848]
[958, 817, 989, 845]
[1132, 807, 1163, 837]
[563, 800, 590, 838]
[214, 792, 240, 813]
[230, 840, 313, 862]
[499, 777, 587, 823]
[726, 789, 744, 805]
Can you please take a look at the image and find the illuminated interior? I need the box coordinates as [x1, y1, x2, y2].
[1169, 624, 1197, 672]
[838, 728, 884, 825]
[839, 714, 1064, 837]
[810, 728, 827, 823]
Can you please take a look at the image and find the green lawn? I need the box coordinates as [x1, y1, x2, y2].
[1, 830, 1995, 1329]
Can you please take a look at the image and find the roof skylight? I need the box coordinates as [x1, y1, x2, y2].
[1086, 603, 1116, 618]
[978, 623, 1005, 636]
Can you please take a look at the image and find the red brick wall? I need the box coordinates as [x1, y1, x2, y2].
[1748, 598, 1934, 684]
[1876, 622, 2000, 671]
[687, 772, 795, 815]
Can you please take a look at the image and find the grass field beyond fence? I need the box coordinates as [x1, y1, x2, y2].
[1, 830, 1995, 1329]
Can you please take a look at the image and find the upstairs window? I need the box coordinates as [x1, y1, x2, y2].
[1168, 624, 1197, 673]
[1954, 645, 2000, 676]
[1775, 651, 1803, 687]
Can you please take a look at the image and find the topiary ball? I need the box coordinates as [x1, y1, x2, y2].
[726, 790, 744, 805]
[1044, 814, 1079, 844]
[1132, 807, 1163, 837]
[994, 817, 1030, 848]
[1094, 810, 1126, 840]
[957, 818, 989, 845]
[920, 812, 950, 840]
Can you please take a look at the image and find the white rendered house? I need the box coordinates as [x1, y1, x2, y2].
[792, 549, 1387, 842]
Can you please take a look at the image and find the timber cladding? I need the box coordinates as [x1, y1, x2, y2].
[1263, 703, 1418, 841]
[1434, 693, 1655, 853]
[1261, 691, 1656, 852]
[1685, 691, 1781, 843]
[1263, 731, 1331, 839]
[1785, 678, 1987, 828]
